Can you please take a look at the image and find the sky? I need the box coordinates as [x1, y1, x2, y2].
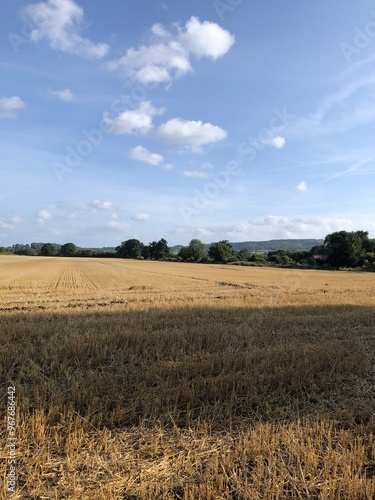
[1, 0, 375, 247]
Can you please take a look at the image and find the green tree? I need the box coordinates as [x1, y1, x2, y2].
[236, 249, 252, 261]
[59, 243, 77, 257]
[249, 253, 267, 264]
[31, 242, 45, 253]
[116, 239, 144, 259]
[324, 231, 368, 267]
[149, 239, 169, 260]
[267, 250, 293, 265]
[208, 240, 236, 263]
[40, 243, 58, 256]
[141, 245, 150, 260]
[179, 239, 207, 261]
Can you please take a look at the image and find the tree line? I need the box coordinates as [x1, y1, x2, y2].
[1, 230, 375, 269]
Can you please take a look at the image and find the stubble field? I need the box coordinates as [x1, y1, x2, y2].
[1, 256, 375, 499]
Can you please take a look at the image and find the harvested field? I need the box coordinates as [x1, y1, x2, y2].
[1, 256, 375, 498]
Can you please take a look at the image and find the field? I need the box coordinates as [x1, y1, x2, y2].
[1, 256, 375, 499]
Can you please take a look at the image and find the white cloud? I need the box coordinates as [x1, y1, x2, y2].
[22, 0, 109, 59]
[0, 221, 13, 230]
[182, 170, 209, 179]
[103, 101, 164, 135]
[48, 88, 74, 101]
[129, 145, 164, 166]
[108, 16, 234, 85]
[90, 200, 116, 210]
[154, 118, 227, 151]
[297, 181, 308, 192]
[0, 96, 25, 118]
[131, 214, 151, 222]
[37, 210, 52, 224]
[105, 102, 227, 152]
[179, 16, 235, 59]
[0, 215, 23, 232]
[56, 200, 118, 219]
[262, 136, 286, 149]
[108, 41, 190, 84]
[10, 216, 23, 224]
[162, 163, 174, 170]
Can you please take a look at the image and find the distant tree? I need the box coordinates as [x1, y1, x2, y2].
[12, 243, 38, 256]
[116, 239, 144, 259]
[267, 250, 293, 265]
[0, 247, 7, 254]
[287, 250, 311, 263]
[59, 242, 77, 257]
[249, 253, 267, 263]
[40, 243, 58, 256]
[324, 231, 368, 267]
[77, 249, 95, 257]
[31, 242, 45, 252]
[141, 245, 150, 260]
[208, 240, 236, 263]
[310, 245, 327, 256]
[149, 238, 169, 260]
[179, 239, 207, 261]
[13, 243, 27, 255]
[236, 249, 252, 261]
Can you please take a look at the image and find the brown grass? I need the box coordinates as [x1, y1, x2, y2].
[1, 256, 375, 498]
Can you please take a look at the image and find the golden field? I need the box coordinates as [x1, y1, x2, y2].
[1, 256, 375, 499]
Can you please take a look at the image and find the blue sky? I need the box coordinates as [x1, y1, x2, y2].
[1, 0, 375, 247]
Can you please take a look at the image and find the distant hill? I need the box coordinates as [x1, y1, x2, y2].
[229, 239, 323, 252]
[171, 239, 323, 253]
[86, 247, 116, 252]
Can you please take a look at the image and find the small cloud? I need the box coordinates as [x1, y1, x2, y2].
[202, 162, 214, 169]
[162, 163, 174, 170]
[131, 214, 151, 222]
[182, 170, 209, 179]
[103, 101, 164, 135]
[0, 96, 25, 118]
[37, 210, 52, 224]
[129, 145, 164, 166]
[264, 136, 286, 149]
[49, 88, 74, 102]
[11, 216, 23, 224]
[179, 16, 235, 60]
[154, 118, 227, 152]
[91, 200, 116, 210]
[0, 220, 13, 230]
[297, 181, 308, 192]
